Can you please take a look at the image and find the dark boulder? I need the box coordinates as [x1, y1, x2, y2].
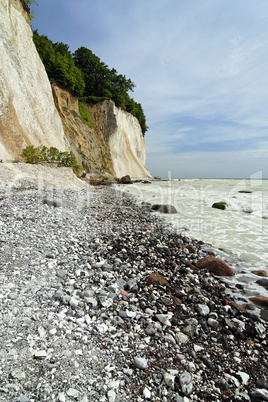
[256, 278, 268, 289]
[120, 175, 132, 184]
[151, 204, 177, 214]
[212, 202, 227, 210]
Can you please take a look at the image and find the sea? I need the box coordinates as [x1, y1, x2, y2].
[118, 177, 268, 301]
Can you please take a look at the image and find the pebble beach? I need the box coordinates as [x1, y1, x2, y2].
[0, 164, 267, 401]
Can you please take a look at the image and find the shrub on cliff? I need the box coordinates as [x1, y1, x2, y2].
[21, 145, 82, 173]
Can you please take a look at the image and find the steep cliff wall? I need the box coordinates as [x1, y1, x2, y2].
[89, 100, 151, 179]
[0, 0, 67, 161]
[52, 85, 113, 174]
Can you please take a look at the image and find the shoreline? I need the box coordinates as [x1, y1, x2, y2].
[0, 169, 268, 400]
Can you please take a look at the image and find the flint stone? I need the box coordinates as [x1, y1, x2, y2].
[197, 256, 235, 276]
[256, 378, 268, 390]
[15, 396, 30, 402]
[143, 387, 151, 399]
[107, 390, 116, 402]
[179, 371, 193, 396]
[56, 269, 68, 279]
[237, 371, 250, 385]
[58, 392, 66, 402]
[175, 332, 190, 344]
[151, 204, 177, 214]
[155, 313, 173, 326]
[215, 378, 229, 391]
[145, 323, 156, 336]
[67, 388, 80, 398]
[134, 356, 148, 370]
[164, 373, 176, 389]
[127, 278, 138, 292]
[33, 350, 47, 359]
[197, 304, 210, 316]
[251, 388, 268, 401]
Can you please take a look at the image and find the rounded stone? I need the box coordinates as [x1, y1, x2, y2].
[134, 356, 148, 370]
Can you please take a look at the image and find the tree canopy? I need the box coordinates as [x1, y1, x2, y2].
[33, 31, 148, 134]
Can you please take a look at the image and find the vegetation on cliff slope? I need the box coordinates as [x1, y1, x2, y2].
[21, 145, 82, 173]
[33, 31, 148, 134]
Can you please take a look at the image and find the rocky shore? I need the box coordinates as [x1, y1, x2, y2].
[0, 174, 268, 401]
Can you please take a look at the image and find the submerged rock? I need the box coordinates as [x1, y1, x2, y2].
[151, 204, 177, 214]
[212, 202, 227, 210]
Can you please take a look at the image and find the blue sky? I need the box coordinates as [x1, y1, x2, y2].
[31, 0, 268, 178]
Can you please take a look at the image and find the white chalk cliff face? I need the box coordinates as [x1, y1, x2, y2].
[0, 0, 67, 161]
[89, 100, 151, 179]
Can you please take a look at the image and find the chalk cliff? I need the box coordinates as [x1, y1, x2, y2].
[88, 100, 151, 178]
[0, 0, 151, 179]
[0, 0, 67, 161]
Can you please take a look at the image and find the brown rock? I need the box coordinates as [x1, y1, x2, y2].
[148, 273, 170, 287]
[252, 270, 268, 277]
[120, 175, 132, 184]
[173, 297, 182, 306]
[197, 256, 235, 276]
[249, 295, 268, 308]
[185, 261, 199, 271]
[230, 302, 248, 313]
[186, 245, 197, 254]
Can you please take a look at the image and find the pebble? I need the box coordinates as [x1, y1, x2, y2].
[134, 357, 148, 370]
[143, 387, 151, 399]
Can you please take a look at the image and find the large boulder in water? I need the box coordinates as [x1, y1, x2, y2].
[197, 256, 235, 276]
[151, 204, 177, 214]
[212, 202, 227, 210]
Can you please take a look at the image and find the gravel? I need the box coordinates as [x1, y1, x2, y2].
[0, 175, 267, 401]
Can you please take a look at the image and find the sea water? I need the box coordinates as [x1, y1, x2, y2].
[118, 177, 268, 300]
